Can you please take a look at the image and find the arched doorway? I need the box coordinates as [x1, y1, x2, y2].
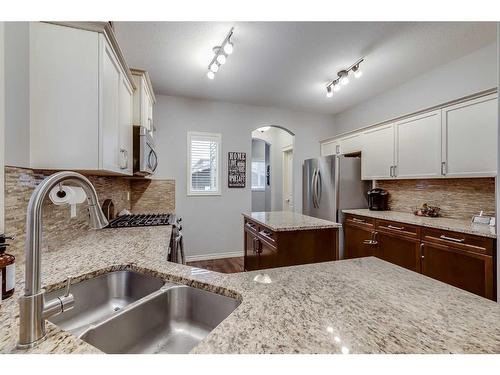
[251, 125, 295, 212]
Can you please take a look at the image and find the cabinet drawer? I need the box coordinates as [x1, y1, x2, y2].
[345, 215, 375, 229]
[258, 228, 277, 248]
[244, 219, 259, 234]
[422, 228, 493, 256]
[376, 220, 419, 238]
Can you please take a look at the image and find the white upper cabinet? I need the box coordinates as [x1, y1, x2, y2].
[361, 123, 395, 180]
[324, 92, 497, 181]
[395, 110, 442, 179]
[29, 22, 135, 175]
[118, 71, 134, 175]
[320, 140, 339, 156]
[30, 22, 100, 170]
[339, 133, 362, 155]
[320, 133, 361, 156]
[131, 69, 156, 135]
[100, 36, 122, 173]
[441, 93, 497, 177]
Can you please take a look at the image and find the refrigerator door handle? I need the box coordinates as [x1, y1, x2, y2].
[316, 170, 322, 206]
[312, 169, 318, 208]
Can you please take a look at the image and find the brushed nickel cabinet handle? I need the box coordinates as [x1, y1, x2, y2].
[441, 161, 447, 176]
[439, 235, 465, 243]
[387, 225, 405, 230]
[420, 243, 425, 259]
[352, 218, 365, 223]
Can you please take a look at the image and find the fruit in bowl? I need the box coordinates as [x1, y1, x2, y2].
[413, 203, 440, 217]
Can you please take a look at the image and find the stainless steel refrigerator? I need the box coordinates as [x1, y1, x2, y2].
[303, 154, 370, 258]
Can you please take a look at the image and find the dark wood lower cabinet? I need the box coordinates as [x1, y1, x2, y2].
[344, 214, 496, 300]
[344, 221, 375, 259]
[376, 231, 421, 273]
[421, 241, 494, 300]
[244, 217, 338, 271]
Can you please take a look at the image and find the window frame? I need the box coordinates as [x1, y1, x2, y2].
[187, 131, 222, 196]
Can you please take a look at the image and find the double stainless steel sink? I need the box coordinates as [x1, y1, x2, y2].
[46, 270, 240, 354]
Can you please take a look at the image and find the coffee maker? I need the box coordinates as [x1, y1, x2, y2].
[367, 188, 389, 211]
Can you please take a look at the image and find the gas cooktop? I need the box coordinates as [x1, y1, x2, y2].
[106, 213, 174, 228]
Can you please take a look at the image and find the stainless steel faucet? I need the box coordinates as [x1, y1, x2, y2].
[18, 171, 109, 348]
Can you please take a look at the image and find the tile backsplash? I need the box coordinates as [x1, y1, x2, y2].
[130, 179, 175, 214]
[4, 166, 175, 261]
[375, 178, 495, 220]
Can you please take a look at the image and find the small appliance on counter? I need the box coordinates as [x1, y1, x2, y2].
[367, 188, 389, 211]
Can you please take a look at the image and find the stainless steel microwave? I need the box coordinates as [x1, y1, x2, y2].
[133, 125, 158, 176]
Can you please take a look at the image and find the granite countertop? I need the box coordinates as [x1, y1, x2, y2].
[243, 211, 341, 232]
[1, 225, 500, 354]
[343, 209, 496, 239]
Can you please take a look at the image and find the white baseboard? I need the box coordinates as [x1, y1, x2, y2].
[185, 251, 244, 262]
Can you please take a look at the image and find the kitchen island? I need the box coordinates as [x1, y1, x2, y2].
[1, 225, 499, 354]
[242, 211, 341, 271]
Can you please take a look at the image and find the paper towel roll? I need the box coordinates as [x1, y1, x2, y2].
[49, 185, 76, 205]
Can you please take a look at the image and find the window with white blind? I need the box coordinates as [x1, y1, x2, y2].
[187, 132, 221, 195]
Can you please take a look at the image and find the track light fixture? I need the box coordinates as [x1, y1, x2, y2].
[325, 58, 364, 98]
[206, 27, 234, 80]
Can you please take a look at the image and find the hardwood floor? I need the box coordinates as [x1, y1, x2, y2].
[187, 257, 244, 273]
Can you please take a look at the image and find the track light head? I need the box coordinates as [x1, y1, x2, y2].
[339, 70, 349, 85]
[210, 62, 219, 72]
[326, 86, 333, 98]
[217, 54, 227, 65]
[353, 64, 363, 78]
[224, 42, 234, 55]
[333, 81, 341, 92]
[207, 71, 215, 80]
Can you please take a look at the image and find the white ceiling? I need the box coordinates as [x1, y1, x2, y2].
[114, 22, 496, 115]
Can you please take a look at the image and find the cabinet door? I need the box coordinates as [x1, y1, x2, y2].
[256, 239, 279, 270]
[100, 37, 121, 173]
[442, 94, 497, 177]
[30, 22, 99, 170]
[320, 140, 340, 156]
[339, 133, 362, 155]
[148, 93, 154, 135]
[141, 79, 150, 130]
[421, 242, 494, 299]
[244, 231, 259, 271]
[376, 232, 420, 272]
[395, 110, 442, 178]
[344, 223, 376, 259]
[361, 124, 395, 180]
[118, 74, 133, 175]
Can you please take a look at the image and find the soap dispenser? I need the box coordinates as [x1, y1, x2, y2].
[0, 235, 15, 299]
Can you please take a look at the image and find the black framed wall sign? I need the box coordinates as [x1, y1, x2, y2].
[228, 152, 246, 188]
